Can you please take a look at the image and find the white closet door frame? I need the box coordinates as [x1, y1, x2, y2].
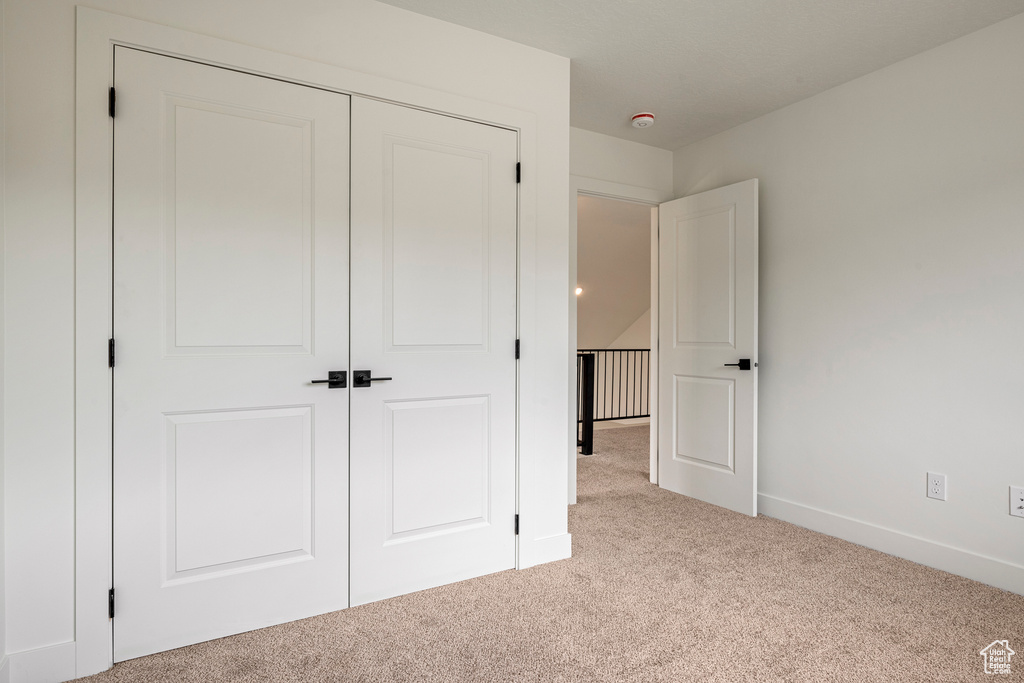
[75, 9, 545, 679]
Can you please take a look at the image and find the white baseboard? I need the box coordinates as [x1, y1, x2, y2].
[759, 494, 1024, 596]
[1, 656, 11, 683]
[519, 532, 572, 569]
[8, 642, 76, 683]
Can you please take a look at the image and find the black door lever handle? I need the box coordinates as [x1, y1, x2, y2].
[724, 359, 752, 370]
[311, 371, 347, 388]
[353, 370, 393, 388]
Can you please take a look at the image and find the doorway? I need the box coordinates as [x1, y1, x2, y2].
[568, 177, 758, 515]
[575, 194, 657, 464]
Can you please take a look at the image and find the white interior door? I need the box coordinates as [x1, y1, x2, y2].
[658, 179, 758, 516]
[349, 97, 518, 605]
[112, 47, 350, 660]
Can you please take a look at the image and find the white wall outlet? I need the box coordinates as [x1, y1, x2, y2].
[927, 472, 947, 501]
[1011, 486, 1024, 518]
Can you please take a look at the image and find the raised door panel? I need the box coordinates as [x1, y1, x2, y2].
[386, 138, 490, 351]
[674, 207, 735, 347]
[386, 397, 489, 540]
[673, 376, 734, 472]
[167, 101, 312, 354]
[167, 407, 312, 578]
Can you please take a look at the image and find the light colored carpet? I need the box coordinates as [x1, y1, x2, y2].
[82, 426, 1024, 682]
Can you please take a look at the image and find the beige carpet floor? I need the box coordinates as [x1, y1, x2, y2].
[83, 426, 1024, 682]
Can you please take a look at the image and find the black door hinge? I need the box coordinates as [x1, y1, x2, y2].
[516, 162, 521, 184]
[515, 339, 520, 359]
[108, 338, 116, 368]
[109, 87, 116, 118]
[108, 588, 115, 619]
[514, 514, 519, 536]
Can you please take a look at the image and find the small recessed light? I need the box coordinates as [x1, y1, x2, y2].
[575, 287, 583, 296]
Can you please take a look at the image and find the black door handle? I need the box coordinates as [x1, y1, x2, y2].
[311, 370, 347, 388]
[724, 359, 752, 370]
[353, 370, 393, 388]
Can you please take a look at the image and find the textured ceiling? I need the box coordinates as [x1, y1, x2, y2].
[378, 0, 1024, 150]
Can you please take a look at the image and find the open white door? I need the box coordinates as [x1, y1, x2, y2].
[349, 98, 518, 605]
[112, 48, 350, 659]
[658, 179, 758, 516]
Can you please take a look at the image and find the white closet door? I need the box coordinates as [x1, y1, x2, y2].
[112, 47, 350, 660]
[658, 179, 759, 516]
[349, 97, 518, 605]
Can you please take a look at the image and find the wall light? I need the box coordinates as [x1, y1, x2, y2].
[575, 287, 583, 296]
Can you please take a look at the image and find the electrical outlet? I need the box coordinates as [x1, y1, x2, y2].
[927, 472, 947, 501]
[1011, 486, 1024, 518]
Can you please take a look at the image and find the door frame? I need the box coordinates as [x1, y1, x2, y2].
[76, 8, 540, 678]
[568, 177, 672, 503]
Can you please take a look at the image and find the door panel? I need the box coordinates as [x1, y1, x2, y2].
[113, 47, 350, 660]
[386, 139, 490, 349]
[673, 207, 735, 346]
[168, 407, 312, 575]
[659, 179, 758, 516]
[350, 97, 518, 605]
[673, 376, 734, 472]
[168, 102, 311, 351]
[386, 397, 490, 539]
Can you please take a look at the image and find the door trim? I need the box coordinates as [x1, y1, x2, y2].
[568, 176, 672, 504]
[76, 9, 539, 678]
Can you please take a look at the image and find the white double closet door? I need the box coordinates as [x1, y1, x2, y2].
[112, 48, 517, 661]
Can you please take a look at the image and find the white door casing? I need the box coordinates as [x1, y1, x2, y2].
[349, 97, 519, 605]
[658, 179, 758, 516]
[112, 47, 350, 660]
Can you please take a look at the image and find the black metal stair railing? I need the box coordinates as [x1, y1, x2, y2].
[576, 349, 651, 455]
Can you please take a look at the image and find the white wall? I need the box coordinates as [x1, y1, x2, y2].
[568, 128, 671, 355]
[0, 0, 7, 675]
[570, 127, 672, 194]
[674, 13, 1024, 592]
[570, 127, 670, 354]
[3, 0, 569, 667]
[576, 195, 651, 349]
[607, 309, 651, 349]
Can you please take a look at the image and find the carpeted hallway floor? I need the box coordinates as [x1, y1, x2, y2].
[83, 426, 1024, 682]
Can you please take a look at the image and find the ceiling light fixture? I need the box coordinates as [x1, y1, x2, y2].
[631, 112, 655, 129]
